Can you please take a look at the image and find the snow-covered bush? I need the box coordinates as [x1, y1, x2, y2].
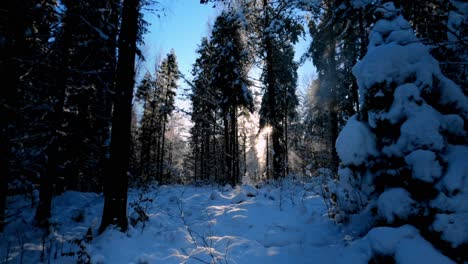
[335, 2, 468, 261]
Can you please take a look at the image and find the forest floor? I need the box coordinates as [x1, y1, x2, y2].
[1, 180, 454, 264]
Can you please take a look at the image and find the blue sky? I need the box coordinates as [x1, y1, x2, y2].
[141, 0, 316, 99]
[141, 0, 218, 79]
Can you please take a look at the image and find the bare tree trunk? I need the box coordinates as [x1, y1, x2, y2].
[100, 0, 139, 233]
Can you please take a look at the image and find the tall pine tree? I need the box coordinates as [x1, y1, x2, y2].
[259, 0, 301, 179]
[210, 11, 254, 185]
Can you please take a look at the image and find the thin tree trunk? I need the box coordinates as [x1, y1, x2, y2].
[155, 128, 161, 181]
[159, 115, 167, 183]
[100, 0, 139, 233]
[212, 123, 218, 182]
[200, 140, 205, 180]
[284, 114, 289, 176]
[243, 129, 247, 177]
[327, 23, 339, 173]
[266, 132, 270, 179]
[223, 113, 231, 185]
[231, 107, 239, 185]
[193, 142, 198, 181]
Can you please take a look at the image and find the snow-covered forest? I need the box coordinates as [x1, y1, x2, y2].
[1, 0, 467, 263]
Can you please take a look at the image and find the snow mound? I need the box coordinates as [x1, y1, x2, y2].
[241, 184, 258, 197]
[377, 188, 416, 223]
[366, 225, 419, 255]
[231, 191, 248, 204]
[395, 236, 454, 264]
[433, 213, 468, 247]
[335, 115, 377, 166]
[404, 150, 442, 183]
[364, 225, 454, 264]
[441, 145, 468, 194]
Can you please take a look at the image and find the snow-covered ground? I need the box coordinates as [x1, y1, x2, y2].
[1, 180, 455, 263]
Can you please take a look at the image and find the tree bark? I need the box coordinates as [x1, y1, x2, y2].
[100, 0, 139, 233]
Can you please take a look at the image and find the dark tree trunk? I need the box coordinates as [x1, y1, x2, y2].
[34, 12, 72, 227]
[1, 0, 27, 231]
[155, 130, 161, 181]
[223, 113, 231, 184]
[243, 129, 247, 177]
[230, 107, 239, 185]
[0, 1, 18, 231]
[327, 30, 339, 173]
[212, 124, 218, 182]
[266, 132, 270, 179]
[159, 112, 167, 184]
[200, 140, 205, 180]
[100, 0, 139, 233]
[272, 126, 285, 180]
[95, 0, 120, 193]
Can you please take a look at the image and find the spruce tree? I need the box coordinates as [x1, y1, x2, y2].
[190, 37, 221, 182]
[136, 72, 157, 180]
[259, 0, 301, 179]
[335, 3, 468, 260]
[155, 51, 179, 184]
[210, 11, 254, 185]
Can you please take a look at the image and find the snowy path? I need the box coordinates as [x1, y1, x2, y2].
[1, 183, 355, 264]
[2, 183, 453, 263]
[93, 184, 349, 264]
